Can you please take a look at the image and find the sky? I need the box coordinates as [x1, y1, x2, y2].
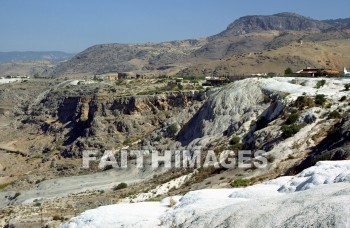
[0, 0, 349, 53]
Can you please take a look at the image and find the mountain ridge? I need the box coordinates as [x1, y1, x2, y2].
[49, 12, 350, 77]
[0, 51, 74, 64]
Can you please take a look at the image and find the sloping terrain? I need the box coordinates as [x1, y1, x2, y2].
[180, 38, 350, 76]
[49, 40, 207, 77]
[0, 60, 57, 77]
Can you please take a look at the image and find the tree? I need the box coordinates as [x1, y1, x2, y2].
[284, 67, 293, 75]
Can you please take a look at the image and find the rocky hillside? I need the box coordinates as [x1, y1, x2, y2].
[62, 161, 350, 227]
[50, 40, 206, 77]
[1, 76, 350, 226]
[50, 13, 350, 77]
[180, 38, 350, 76]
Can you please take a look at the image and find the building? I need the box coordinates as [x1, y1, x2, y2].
[296, 67, 340, 77]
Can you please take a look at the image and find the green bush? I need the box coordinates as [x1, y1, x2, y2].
[13, 192, 21, 199]
[231, 178, 250, 187]
[177, 84, 184, 90]
[339, 96, 347, 102]
[315, 80, 326, 89]
[281, 124, 305, 139]
[284, 67, 293, 75]
[229, 135, 240, 145]
[167, 123, 179, 137]
[265, 154, 275, 163]
[228, 135, 242, 151]
[113, 182, 128, 191]
[315, 94, 326, 106]
[285, 113, 300, 125]
[328, 110, 342, 119]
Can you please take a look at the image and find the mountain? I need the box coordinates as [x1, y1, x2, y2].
[216, 12, 331, 37]
[49, 39, 206, 77]
[0, 51, 74, 64]
[50, 13, 350, 77]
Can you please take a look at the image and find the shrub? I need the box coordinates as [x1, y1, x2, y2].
[113, 182, 128, 191]
[265, 154, 275, 163]
[154, 135, 162, 141]
[294, 95, 315, 109]
[284, 67, 293, 75]
[345, 83, 350, 91]
[315, 94, 326, 106]
[34, 202, 41, 207]
[177, 84, 184, 90]
[328, 110, 342, 119]
[229, 135, 240, 145]
[123, 138, 132, 145]
[339, 96, 347, 102]
[13, 192, 21, 199]
[285, 113, 300, 125]
[53, 215, 64, 221]
[168, 197, 177, 207]
[167, 123, 179, 137]
[228, 135, 242, 150]
[231, 178, 250, 187]
[281, 124, 305, 139]
[315, 79, 326, 89]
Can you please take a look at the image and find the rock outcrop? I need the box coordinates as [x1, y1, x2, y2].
[178, 79, 285, 147]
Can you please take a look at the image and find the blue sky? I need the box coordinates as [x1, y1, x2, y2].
[0, 0, 349, 53]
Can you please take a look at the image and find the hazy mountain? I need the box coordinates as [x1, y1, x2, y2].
[0, 51, 74, 64]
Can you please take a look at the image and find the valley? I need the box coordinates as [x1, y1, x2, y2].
[0, 11, 350, 227]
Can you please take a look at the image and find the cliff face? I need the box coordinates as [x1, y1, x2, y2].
[32, 89, 207, 157]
